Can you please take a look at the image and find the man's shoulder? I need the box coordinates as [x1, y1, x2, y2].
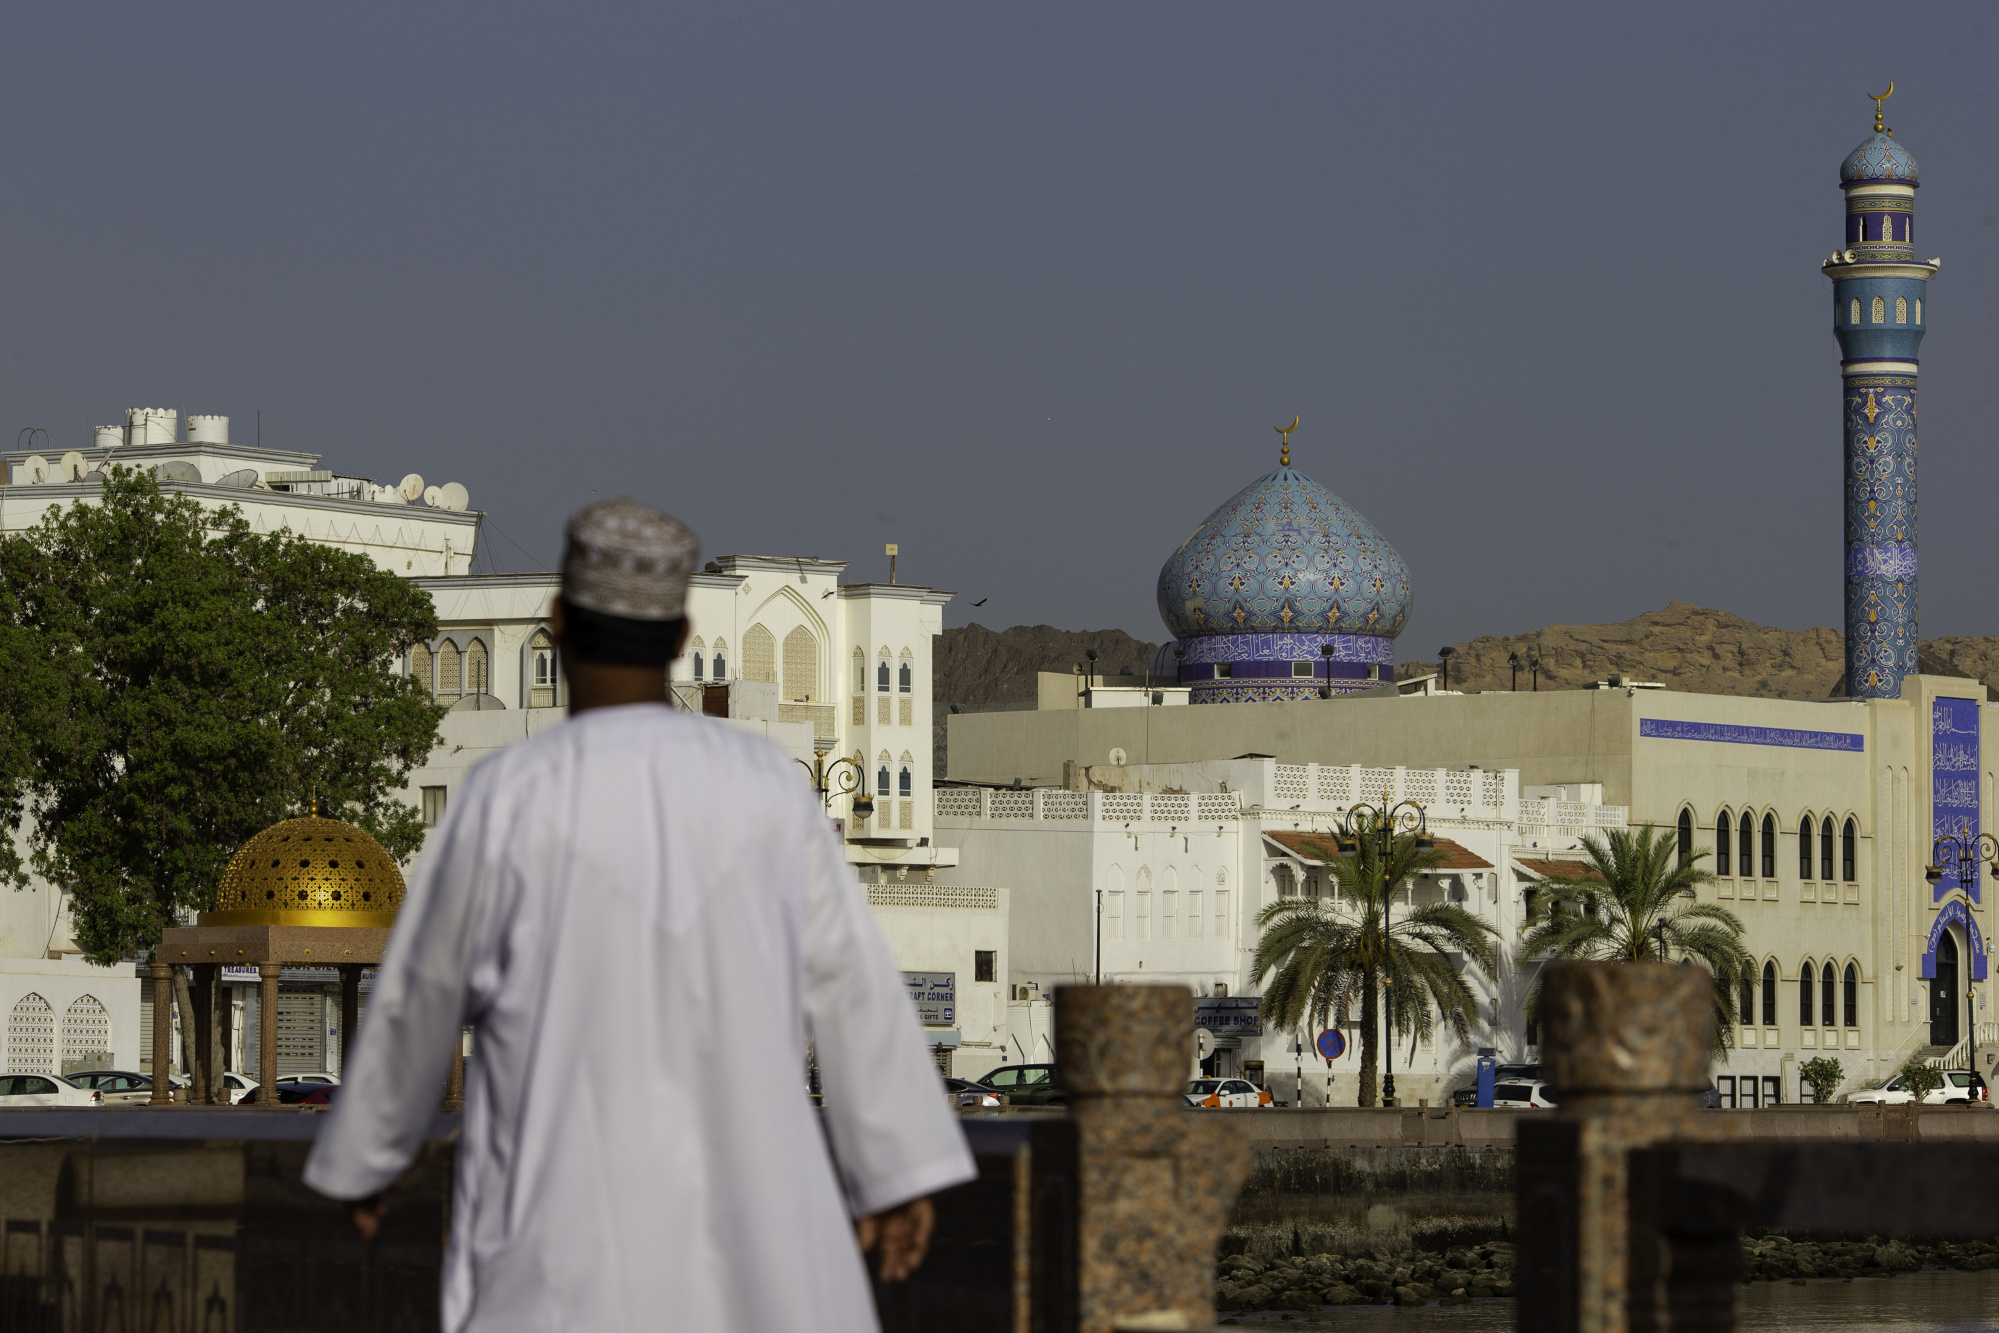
[477, 705, 797, 789]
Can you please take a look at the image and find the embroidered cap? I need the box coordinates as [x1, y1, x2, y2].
[561, 497, 699, 621]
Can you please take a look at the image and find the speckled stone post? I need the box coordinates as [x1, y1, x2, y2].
[1541, 962, 1715, 1333]
[1057, 985, 1249, 1333]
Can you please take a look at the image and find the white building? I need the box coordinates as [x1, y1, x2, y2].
[932, 756, 1624, 1104]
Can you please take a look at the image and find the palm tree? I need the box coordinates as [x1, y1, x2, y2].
[1253, 829, 1498, 1107]
[1515, 825, 1747, 1052]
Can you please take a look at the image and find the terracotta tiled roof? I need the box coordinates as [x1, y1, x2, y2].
[1264, 830, 1492, 871]
[1515, 856, 1605, 883]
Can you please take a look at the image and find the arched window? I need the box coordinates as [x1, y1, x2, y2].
[529, 629, 557, 707]
[437, 640, 462, 698]
[1916, 298, 1923, 323]
[7, 993, 54, 1073]
[852, 648, 865, 696]
[1760, 814, 1776, 878]
[877, 660, 891, 692]
[1738, 972, 1754, 1026]
[465, 638, 489, 695]
[782, 626, 817, 702]
[898, 766, 912, 798]
[1850, 298, 1861, 325]
[1844, 963, 1859, 1027]
[742, 624, 776, 684]
[1821, 961, 1837, 1028]
[1799, 961, 1815, 1027]
[1715, 811, 1732, 876]
[1896, 296, 1908, 324]
[690, 636, 706, 681]
[61, 995, 110, 1070]
[1842, 819, 1857, 881]
[1821, 817, 1836, 882]
[877, 766, 891, 797]
[1761, 961, 1777, 1026]
[710, 638, 727, 679]
[899, 661, 912, 694]
[1799, 815, 1814, 879]
[409, 642, 433, 693]
[1738, 813, 1754, 879]
[1677, 809, 1693, 866]
[1872, 295, 1885, 324]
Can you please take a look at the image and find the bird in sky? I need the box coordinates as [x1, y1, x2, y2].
[972, 598, 987, 606]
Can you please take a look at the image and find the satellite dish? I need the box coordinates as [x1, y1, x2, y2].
[58, 451, 86, 481]
[216, 468, 258, 488]
[21, 455, 48, 483]
[83, 470, 105, 483]
[437, 482, 469, 511]
[422, 485, 442, 508]
[150, 461, 200, 484]
[397, 473, 425, 502]
[1108, 747, 1128, 766]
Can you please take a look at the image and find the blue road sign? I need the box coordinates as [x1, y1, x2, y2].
[1315, 1029, 1347, 1062]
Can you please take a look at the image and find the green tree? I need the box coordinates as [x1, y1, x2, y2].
[0, 469, 443, 961]
[1897, 1059, 1944, 1102]
[1516, 825, 1748, 1052]
[1799, 1056, 1846, 1105]
[1252, 829, 1499, 1107]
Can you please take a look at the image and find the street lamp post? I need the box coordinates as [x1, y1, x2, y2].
[1330, 792, 1435, 1108]
[1438, 646, 1453, 693]
[795, 749, 874, 824]
[1925, 832, 1999, 1090]
[1319, 641, 1337, 699]
[1529, 656, 1541, 691]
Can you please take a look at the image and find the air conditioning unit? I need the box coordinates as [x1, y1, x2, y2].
[1011, 985, 1038, 1001]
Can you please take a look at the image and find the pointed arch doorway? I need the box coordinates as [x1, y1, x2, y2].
[1931, 931, 1961, 1047]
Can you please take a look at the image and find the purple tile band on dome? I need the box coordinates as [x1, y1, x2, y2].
[1177, 633, 1393, 666]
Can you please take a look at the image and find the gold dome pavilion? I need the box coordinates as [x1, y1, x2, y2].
[200, 806, 407, 928]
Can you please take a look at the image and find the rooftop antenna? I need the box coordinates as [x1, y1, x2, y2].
[1275, 415, 1299, 468]
[886, 542, 899, 584]
[1869, 81, 1894, 134]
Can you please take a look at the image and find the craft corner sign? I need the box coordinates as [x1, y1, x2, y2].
[903, 971, 955, 1026]
[1921, 899, 1988, 982]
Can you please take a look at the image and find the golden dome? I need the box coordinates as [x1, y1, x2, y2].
[200, 811, 406, 928]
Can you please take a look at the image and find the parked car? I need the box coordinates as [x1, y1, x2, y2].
[944, 1077, 1006, 1108]
[1491, 1080, 1558, 1109]
[65, 1070, 155, 1105]
[215, 1072, 259, 1105]
[0, 1074, 102, 1107]
[980, 1064, 1066, 1107]
[298, 1086, 340, 1107]
[1186, 1078, 1271, 1108]
[1846, 1070, 1989, 1105]
[1450, 1085, 1479, 1107]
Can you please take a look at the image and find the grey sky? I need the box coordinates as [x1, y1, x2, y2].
[2, 5, 1995, 653]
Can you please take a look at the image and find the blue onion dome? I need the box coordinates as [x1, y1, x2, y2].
[1156, 464, 1412, 640]
[1842, 132, 1919, 187]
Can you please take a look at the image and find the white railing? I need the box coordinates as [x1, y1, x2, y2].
[933, 789, 1242, 826]
[1273, 765, 1309, 801]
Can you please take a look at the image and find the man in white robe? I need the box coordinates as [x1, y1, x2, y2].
[305, 498, 976, 1332]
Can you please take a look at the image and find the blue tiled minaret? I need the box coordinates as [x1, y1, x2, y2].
[1825, 87, 1937, 698]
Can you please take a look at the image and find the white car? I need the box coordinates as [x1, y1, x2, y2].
[1186, 1078, 1271, 1108]
[215, 1072, 260, 1105]
[1846, 1071, 1987, 1105]
[1492, 1080, 1559, 1109]
[0, 1073, 103, 1107]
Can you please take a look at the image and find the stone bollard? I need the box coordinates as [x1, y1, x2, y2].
[1516, 961, 1716, 1333]
[1056, 985, 1249, 1333]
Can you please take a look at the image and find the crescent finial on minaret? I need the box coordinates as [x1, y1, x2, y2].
[1275, 414, 1299, 467]
[1869, 81, 1894, 134]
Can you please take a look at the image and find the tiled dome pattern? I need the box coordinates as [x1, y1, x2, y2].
[1156, 466, 1412, 641]
[1841, 132, 1920, 186]
[201, 813, 406, 926]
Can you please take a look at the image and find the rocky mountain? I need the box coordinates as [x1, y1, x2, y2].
[933, 623, 1162, 709]
[1395, 601, 1999, 700]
